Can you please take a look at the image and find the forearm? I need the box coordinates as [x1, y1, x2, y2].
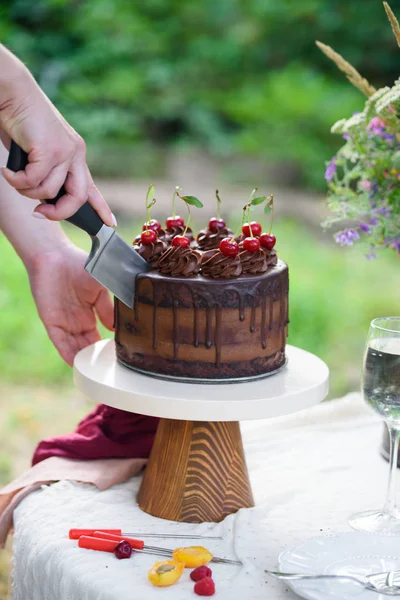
[0, 45, 36, 122]
[0, 145, 71, 271]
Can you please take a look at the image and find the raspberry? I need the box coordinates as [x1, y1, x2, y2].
[190, 566, 213, 582]
[194, 577, 215, 596]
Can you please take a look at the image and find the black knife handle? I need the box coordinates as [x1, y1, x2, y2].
[7, 140, 104, 237]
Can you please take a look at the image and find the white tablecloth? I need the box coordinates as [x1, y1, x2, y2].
[12, 393, 390, 600]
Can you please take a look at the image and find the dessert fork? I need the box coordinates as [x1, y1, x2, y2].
[265, 568, 400, 595]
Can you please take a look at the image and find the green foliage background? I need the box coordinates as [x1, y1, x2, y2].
[2, 0, 400, 188]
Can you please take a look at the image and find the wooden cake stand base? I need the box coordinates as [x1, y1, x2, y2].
[74, 340, 329, 523]
[137, 419, 253, 523]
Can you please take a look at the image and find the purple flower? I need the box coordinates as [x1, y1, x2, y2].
[373, 206, 391, 216]
[324, 157, 337, 183]
[366, 250, 378, 260]
[335, 229, 360, 247]
[369, 217, 379, 226]
[359, 222, 371, 233]
[342, 133, 350, 140]
[382, 133, 395, 143]
[390, 240, 400, 254]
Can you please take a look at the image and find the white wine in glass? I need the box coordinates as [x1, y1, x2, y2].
[349, 317, 400, 534]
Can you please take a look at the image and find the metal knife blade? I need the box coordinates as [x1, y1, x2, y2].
[85, 225, 150, 308]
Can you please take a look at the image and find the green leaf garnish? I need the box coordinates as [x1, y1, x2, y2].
[180, 195, 203, 208]
[251, 196, 267, 206]
[264, 197, 274, 214]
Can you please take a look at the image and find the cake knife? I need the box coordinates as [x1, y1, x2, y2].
[7, 141, 151, 308]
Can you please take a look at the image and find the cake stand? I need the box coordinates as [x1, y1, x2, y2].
[74, 340, 329, 523]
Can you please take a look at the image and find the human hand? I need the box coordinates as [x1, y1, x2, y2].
[0, 49, 114, 225]
[28, 243, 114, 366]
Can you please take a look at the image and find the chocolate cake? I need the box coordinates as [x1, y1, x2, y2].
[114, 193, 289, 381]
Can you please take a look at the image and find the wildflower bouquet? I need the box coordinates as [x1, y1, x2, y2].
[318, 2, 400, 257]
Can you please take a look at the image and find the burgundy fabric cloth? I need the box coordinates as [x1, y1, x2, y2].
[32, 404, 159, 466]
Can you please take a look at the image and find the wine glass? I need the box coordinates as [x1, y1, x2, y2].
[349, 316, 400, 534]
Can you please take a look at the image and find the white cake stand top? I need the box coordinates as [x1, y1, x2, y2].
[73, 340, 329, 421]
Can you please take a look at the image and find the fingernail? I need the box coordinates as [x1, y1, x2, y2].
[32, 211, 47, 220]
[111, 213, 118, 227]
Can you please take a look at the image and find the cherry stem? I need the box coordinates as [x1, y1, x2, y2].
[231, 219, 243, 243]
[248, 205, 253, 238]
[231, 205, 248, 242]
[216, 189, 222, 220]
[144, 193, 148, 232]
[248, 187, 257, 203]
[244, 188, 257, 238]
[177, 193, 191, 237]
[241, 204, 249, 228]
[183, 205, 191, 236]
[172, 186, 180, 218]
[145, 184, 155, 231]
[268, 194, 274, 235]
[241, 203, 253, 238]
[145, 199, 156, 230]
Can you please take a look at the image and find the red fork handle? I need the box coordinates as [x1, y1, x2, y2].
[69, 529, 122, 539]
[78, 536, 119, 553]
[93, 530, 145, 550]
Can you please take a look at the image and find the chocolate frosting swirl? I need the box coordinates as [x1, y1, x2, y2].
[157, 246, 201, 277]
[134, 239, 168, 267]
[234, 234, 245, 245]
[160, 225, 194, 244]
[196, 226, 234, 250]
[200, 249, 242, 279]
[239, 249, 269, 274]
[262, 248, 278, 266]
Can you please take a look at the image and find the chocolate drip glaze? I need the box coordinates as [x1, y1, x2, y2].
[250, 297, 256, 333]
[172, 299, 179, 358]
[152, 286, 160, 350]
[116, 262, 289, 379]
[196, 226, 234, 250]
[135, 239, 168, 267]
[239, 249, 268, 274]
[157, 246, 201, 277]
[193, 303, 199, 347]
[261, 294, 267, 349]
[200, 249, 242, 279]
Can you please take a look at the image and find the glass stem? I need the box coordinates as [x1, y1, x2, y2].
[383, 424, 400, 518]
